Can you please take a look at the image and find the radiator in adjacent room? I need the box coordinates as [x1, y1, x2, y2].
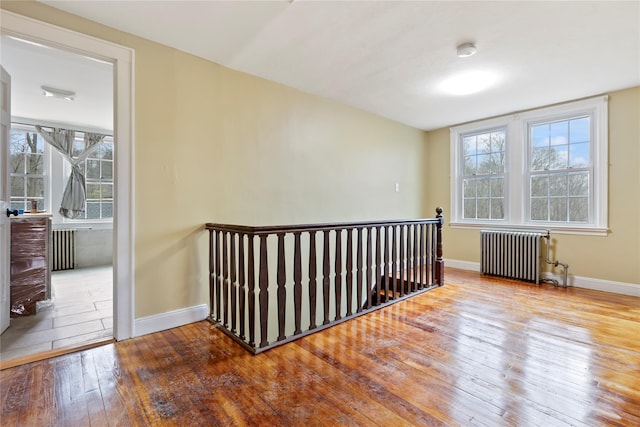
[52, 229, 77, 271]
[480, 230, 542, 284]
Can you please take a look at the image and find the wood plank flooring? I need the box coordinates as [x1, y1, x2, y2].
[1, 268, 638, 426]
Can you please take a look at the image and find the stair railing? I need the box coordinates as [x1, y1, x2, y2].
[205, 208, 444, 354]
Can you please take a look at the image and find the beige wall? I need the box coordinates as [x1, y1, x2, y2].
[3, 2, 637, 322]
[424, 86, 640, 286]
[2, 2, 429, 317]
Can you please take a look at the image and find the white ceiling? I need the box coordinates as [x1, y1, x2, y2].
[0, 34, 113, 132]
[6, 1, 640, 131]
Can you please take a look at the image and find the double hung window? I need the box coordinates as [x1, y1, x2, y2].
[450, 96, 608, 234]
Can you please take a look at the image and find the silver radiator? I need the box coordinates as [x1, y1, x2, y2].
[52, 229, 76, 271]
[480, 230, 542, 284]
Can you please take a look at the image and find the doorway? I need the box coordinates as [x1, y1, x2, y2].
[0, 10, 134, 366]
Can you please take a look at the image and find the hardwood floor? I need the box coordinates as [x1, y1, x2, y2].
[1, 268, 638, 426]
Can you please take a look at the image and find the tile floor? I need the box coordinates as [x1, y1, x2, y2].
[0, 266, 113, 362]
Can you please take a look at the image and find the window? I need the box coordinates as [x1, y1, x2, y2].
[528, 117, 590, 223]
[9, 122, 113, 223]
[461, 128, 506, 220]
[450, 96, 608, 235]
[9, 126, 47, 211]
[77, 140, 113, 220]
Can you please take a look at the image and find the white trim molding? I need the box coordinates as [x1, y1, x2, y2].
[1, 10, 136, 341]
[445, 258, 639, 297]
[134, 304, 209, 337]
[449, 95, 609, 235]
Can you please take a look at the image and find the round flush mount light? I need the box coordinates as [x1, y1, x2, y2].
[456, 42, 477, 58]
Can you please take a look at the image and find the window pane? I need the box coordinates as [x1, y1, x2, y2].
[569, 117, 589, 143]
[102, 184, 113, 199]
[86, 202, 101, 219]
[531, 198, 548, 221]
[477, 133, 490, 153]
[490, 178, 504, 197]
[550, 121, 568, 145]
[531, 147, 549, 170]
[463, 156, 476, 176]
[11, 176, 24, 196]
[463, 199, 476, 219]
[102, 161, 113, 180]
[10, 153, 25, 174]
[491, 198, 504, 219]
[26, 153, 44, 175]
[569, 172, 589, 196]
[531, 175, 548, 197]
[477, 154, 491, 174]
[477, 199, 489, 219]
[531, 124, 549, 148]
[569, 142, 589, 167]
[87, 159, 100, 179]
[463, 179, 476, 197]
[101, 144, 114, 160]
[477, 179, 489, 197]
[86, 183, 101, 199]
[490, 131, 505, 152]
[549, 175, 567, 196]
[569, 197, 589, 222]
[549, 145, 568, 169]
[102, 202, 113, 219]
[463, 136, 476, 155]
[490, 152, 504, 173]
[26, 177, 43, 198]
[549, 198, 567, 221]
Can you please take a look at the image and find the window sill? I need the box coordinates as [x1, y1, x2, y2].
[54, 220, 113, 231]
[449, 221, 609, 236]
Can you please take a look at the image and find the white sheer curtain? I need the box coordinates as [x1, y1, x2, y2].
[35, 126, 106, 219]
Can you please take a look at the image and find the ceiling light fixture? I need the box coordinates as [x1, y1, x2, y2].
[456, 42, 477, 58]
[439, 70, 497, 96]
[41, 85, 75, 101]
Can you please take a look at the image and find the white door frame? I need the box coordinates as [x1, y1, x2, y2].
[0, 66, 11, 334]
[0, 10, 135, 340]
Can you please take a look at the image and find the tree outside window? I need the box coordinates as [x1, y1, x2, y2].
[10, 128, 45, 211]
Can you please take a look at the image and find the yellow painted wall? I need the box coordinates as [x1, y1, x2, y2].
[3, 2, 638, 322]
[424, 86, 640, 286]
[2, 2, 428, 317]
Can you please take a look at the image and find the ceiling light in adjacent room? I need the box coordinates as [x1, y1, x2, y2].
[439, 70, 497, 96]
[456, 42, 477, 58]
[41, 85, 75, 101]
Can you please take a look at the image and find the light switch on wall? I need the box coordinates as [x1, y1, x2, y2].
[395, 183, 400, 192]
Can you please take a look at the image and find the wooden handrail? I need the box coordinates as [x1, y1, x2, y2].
[206, 208, 444, 354]
[206, 215, 443, 235]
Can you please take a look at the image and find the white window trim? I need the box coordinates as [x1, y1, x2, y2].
[450, 95, 608, 236]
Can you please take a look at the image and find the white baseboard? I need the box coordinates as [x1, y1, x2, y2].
[444, 258, 480, 272]
[134, 304, 209, 337]
[445, 258, 639, 297]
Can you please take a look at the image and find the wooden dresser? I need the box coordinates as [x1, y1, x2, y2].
[10, 214, 52, 317]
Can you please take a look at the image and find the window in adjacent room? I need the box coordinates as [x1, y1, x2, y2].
[72, 137, 114, 221]
[9, 125, 48, 212]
